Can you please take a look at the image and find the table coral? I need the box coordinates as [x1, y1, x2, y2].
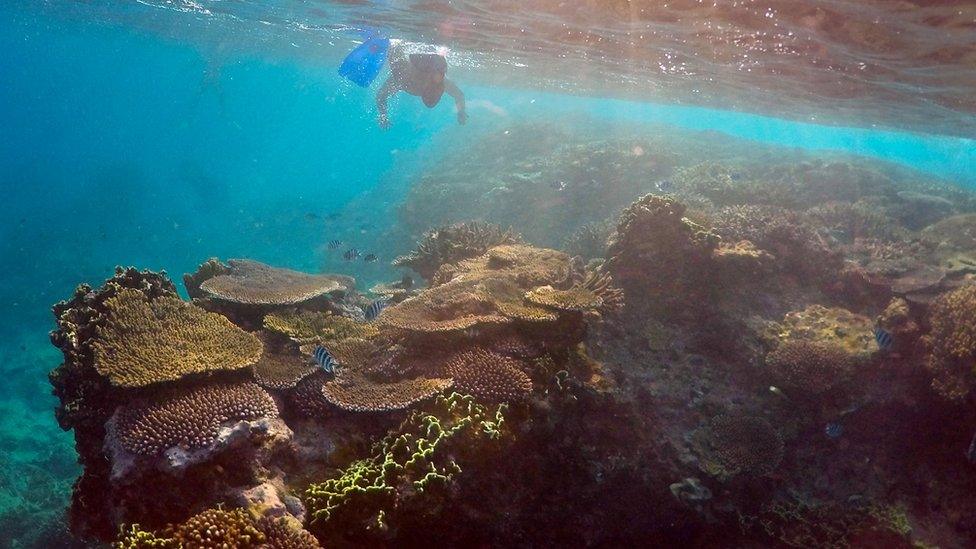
[91, 288, 262, 387]
[114, 381, 278, 456]
[393, 222, 522, 282]
[320, 370, 453, 413]
[199, 259, 347, 305]
[251, 332, 317, 390]
[264, 309, 379, 344]
[691, 414, 784, 480]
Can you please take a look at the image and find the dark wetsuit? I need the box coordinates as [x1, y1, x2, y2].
[375, 42, 466, 127]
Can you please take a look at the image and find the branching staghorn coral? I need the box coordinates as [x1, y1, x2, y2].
[91, 288, 263, 387]
[393, 222, 522, 282]
[304, 393, 507, 537]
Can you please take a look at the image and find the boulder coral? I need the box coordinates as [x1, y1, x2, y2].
[764, 340, 855, 396]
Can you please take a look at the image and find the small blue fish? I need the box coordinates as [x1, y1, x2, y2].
[343, 248, 359, 261]
[551, 181, 566, 191]
[364, 299, 388, 321]
[312, 345, 339, 375]
[328, 240, 343, 250]
[363, 253, 378, 263]
[656, 179, 675, 193]
[825, 422, 843, 439]
[873, 327, 893, 351]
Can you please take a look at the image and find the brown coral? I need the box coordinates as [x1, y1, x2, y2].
[776, 305, 876, 359]
[691, 414, 784, 479]
[91, 288, 263, 387]
[288, 371, 334, 417]
[251, 332, 317, 390]
[925, 285, 976, 401]
[320, 370, 453, 412]
[393, 222, 522, 281]
[446, 349, 533, 402]
[199, 259, 346, 305]
[257, 516, 322, 548]
[114, 381, 278, 456]
[171, 508, 265, 548]
[264, 310, 379, 344]
[605, 194, 719, 311]
[765, 340, 855, 396]
[524, 285, 603, 312]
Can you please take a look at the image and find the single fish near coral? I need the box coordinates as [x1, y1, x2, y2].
[363, 253, 378, 262]
[873, 326, 893, 351]
[365, 299, 388, 321]
[343, 248, 360, 261]
[825, 422, 844, 438]
[328, 239, 343, 250]
[551, 180, 566, 191]
[966, 432, 976, 463]
[656, 179, 675, 193]
[312, 345, 339, 375]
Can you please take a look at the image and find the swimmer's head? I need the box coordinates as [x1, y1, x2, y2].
[410, 53, 447, 108]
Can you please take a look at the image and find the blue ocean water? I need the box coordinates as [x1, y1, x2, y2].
[1, 1, 974, 546]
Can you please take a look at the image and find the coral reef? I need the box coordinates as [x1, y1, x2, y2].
[690, 414, 784, 480]
[773, 305, 876, 359]
[115, 509, 320, 548]
[393, 222, 521, 282]
[91, 288, 263, 387]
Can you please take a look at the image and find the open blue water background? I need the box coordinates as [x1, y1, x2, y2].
[0, 2, 973, 546]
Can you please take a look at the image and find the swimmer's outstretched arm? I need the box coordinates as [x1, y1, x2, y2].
[445, 78, 466, 125]
[376, 77, 397, 128]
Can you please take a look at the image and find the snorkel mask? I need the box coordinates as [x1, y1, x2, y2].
[410, 53, 448, 108]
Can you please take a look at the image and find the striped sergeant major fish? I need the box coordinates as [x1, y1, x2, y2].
[312, 345, 339, 375]
[365, 299, 388, 321]
[873, 326, 893, 351]
[363, 253, 378, 263]
[328, 240, 343, 250]
[343, 248, 359, 261]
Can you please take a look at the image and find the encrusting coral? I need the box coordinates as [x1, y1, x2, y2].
[691, 414, 784, 480]
[446, 349, 533, 403]
[304, 393, 507, 538]
[774, 305, 876, 359]
[91, 288, 263, 387]
[113, 381, 278, 456]
[199, 259, 347, 305]
[393, 222, 522, 282]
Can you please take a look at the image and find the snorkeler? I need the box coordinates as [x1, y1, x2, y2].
[375, 41, 467, 129]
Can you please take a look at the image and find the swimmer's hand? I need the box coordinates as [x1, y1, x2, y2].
[378, 113, 391, 129]
[457, 110, 468, 125]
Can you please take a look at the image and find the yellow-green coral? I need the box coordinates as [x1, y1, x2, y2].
[91, 288, 263, 387]
[114, 524, 178, 548]
[264, 310, 379, 344]
[305, 393, 507, 532]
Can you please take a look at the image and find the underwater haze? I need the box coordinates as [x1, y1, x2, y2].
[2, 1, 976, 547]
